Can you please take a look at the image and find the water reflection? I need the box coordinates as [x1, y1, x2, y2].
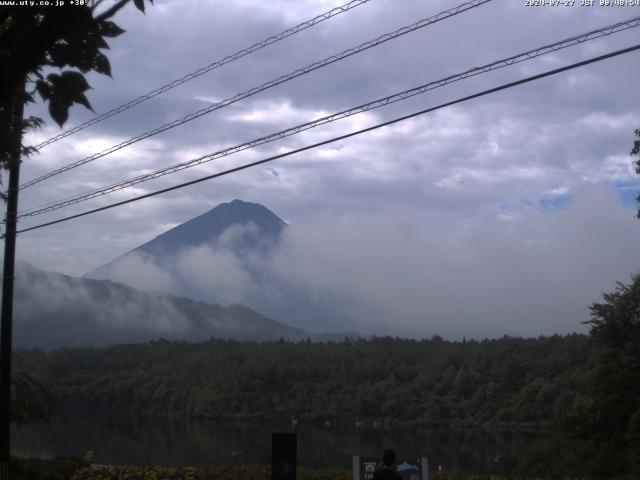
[12, 413, 538, 475]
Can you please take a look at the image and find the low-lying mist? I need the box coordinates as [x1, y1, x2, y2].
[88, 186, 640, 338]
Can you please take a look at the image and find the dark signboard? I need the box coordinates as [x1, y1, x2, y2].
[353, 456, 428, 480]
[272, 432, 297, 480]
[359, 457, 378, 480]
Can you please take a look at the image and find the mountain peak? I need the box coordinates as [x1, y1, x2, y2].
[142, 199, 285, 254]
[87, 200, 286, 276]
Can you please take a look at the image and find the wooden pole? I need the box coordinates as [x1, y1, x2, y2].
[0, 86, 24, 480]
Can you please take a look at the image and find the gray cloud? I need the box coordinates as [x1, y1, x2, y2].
[79, 186, 640, 338]
[6, 0, 640, 338]
[267, 185, 640, 337]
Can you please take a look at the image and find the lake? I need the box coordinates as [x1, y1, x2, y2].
[12, 413, 539, 475]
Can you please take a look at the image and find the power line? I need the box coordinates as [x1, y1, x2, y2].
[20, 0, 492, 190]
[12, 43, 640, 238]
[18, 15, 640, 218]
[32, 0, 373, 150]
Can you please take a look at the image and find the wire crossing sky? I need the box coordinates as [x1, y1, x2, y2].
[20, 0, 492, 190]
[32, 0, 373, 151]
[13, 0, 640, 338]
[13, 43, 640, 237]
[17, 15, 640, 218]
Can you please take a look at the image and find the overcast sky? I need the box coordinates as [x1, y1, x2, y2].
[8, 0, 640, 337]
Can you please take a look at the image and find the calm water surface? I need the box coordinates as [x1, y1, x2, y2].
[13, 414, 539, 475]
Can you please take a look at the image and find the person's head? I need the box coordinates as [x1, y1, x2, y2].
[382, 449, 396, 467]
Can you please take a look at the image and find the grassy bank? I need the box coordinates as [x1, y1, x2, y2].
[10, 457, 599, 480]
[72, 465, 347, 480]
[70, 464, 587, 480]
[10, 457, 86, 480]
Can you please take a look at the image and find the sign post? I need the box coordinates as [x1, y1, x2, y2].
[272, 432, 297, 480]
[353, 456, 428, 480]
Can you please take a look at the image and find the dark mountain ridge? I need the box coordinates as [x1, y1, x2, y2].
[14, 263, 309, 349]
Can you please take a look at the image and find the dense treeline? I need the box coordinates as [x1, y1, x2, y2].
[564, 274, 640, 479]
[14, 334, 593, 429]
[12, 274, 640, 478]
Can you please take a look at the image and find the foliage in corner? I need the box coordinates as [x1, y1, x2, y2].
[582, 274, 640, 477]
[11, 372, 60, 426]
[0, 0, 153, 171]
[632, 128, 640, 218]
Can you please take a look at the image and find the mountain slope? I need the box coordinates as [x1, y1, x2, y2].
[88, 199, 286, 278]
[84, 199, 360, 334]
[14, 263, 308, 349]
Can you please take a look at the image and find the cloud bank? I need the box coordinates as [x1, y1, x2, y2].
[4, 0, 639, 340]
[88, 186, 640, 339]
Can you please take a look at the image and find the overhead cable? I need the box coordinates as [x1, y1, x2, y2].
[18, 15, 640, 218]
[20, 0, 492, 189]
[12, 43, 640, 237]
[33, 0, 373, 150]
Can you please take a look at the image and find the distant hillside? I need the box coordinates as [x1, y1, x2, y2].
[14, 263, 309, 349]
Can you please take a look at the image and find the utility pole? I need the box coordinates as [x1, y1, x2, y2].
[0, 87, 24, 480]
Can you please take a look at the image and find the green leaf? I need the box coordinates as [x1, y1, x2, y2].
[59, 70, 91, 94]
[93, 33, 110, 50]
[45, 71, 93, 120]
[99, 20, 125, 38]
[48, 98, 69, 127]
[46, 73, 61, 85]
[75, 50, 95, 73]
[93, 52, 111, 77]
[76, 93, 94, 112]
[48, 43, 70, 68]
[24, 116, 44, 130]
[36, 80, 51, 101]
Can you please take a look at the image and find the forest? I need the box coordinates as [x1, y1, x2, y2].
[14, 334, 591, 429]
[12, 274, 640, 478]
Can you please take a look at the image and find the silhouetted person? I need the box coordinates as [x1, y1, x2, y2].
[373, 449, 401, 480]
